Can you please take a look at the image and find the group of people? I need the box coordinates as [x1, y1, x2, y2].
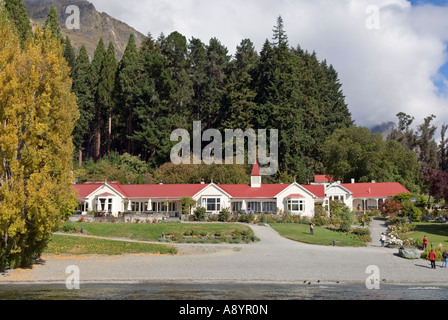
[423, 235, 448, 269]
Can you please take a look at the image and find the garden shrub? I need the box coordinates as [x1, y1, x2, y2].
[193, 207, 206, 221]
[218, 208, 230, 222]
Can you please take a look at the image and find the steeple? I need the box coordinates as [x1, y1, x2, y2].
[251, 161, 261, 188]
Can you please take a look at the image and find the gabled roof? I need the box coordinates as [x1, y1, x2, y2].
[341, 182, 409, 198]
[303, 185, 326, 198]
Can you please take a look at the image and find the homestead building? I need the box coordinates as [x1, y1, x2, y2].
[74, 162, 409, 218]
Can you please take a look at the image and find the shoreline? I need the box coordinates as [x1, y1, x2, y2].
[1, 223, 447, 286]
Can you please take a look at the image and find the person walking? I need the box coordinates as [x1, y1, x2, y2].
[310, 222, 315, 235]
[422, 235, 428, 251]
[380, 233, 386, 247]
[442, 250, 448, 268]
[429, 249, 437, 269]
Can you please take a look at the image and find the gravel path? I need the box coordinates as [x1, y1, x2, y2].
[1, 221, 447, 285]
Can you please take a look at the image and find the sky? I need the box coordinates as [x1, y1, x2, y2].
[87, 0, 448, 131]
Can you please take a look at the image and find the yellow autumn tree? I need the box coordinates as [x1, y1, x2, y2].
[0, 4, 80, 269]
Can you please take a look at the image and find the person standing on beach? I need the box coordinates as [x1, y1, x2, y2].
[423, 236, 428, 251]
[429, 249, 437, 269]
[442, 250, 448, 268]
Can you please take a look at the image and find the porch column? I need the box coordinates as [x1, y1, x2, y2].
[97, 198, 101, 212]
[147, 199, 152, 211]
[241, 200, 247, 211]
[127, 200, 132, 211]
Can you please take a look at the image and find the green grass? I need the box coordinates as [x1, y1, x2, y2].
[403, 223, 448, 249]
[44, 234, 178, 255]
[63, 222, 254, 242]
[270, 223, 367, 247]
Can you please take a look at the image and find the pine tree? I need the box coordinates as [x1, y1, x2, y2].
[116, 34, 141, 154]
[72, 45, 94, 165]
[90, 38, 106, 160]
[0, 5, 79, 269]
[63, 36, 76, 70]
[44, 6, 63, 42]
[4, 0, 32, 48]
[222, 39, 258, 130]
[98, 42, 118, 157]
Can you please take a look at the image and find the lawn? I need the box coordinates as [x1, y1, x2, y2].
[270, 223, 367, 247]
[62, 222, 254, 242]
[44, 234, 178, 255]
[402, 223, 448, 249]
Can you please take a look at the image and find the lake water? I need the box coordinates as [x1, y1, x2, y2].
[1, 282, 447, 300]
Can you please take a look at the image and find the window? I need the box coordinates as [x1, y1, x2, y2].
[262, 202, 277, 213]
[232, 202, 242, 212]
[205, 198, 221, 212]
[331, 195, 344, 202]
[248, 202, 261, 212]
[288, 199, 305, 212]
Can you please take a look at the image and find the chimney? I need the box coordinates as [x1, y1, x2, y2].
[351, 179, 355, 184]
[372, 180, 376, 184]
[201, 179, 205, 185]
[160, 180, 163, 185]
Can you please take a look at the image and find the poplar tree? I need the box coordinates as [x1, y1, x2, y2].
[0, 5, 79, 269]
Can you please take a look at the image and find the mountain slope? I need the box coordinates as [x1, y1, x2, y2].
[23, 0, 146, 59]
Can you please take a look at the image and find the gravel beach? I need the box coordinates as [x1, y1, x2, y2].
[1, 219, 447, 285]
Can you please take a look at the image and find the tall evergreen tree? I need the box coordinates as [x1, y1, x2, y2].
[98, 42, 118, 156]
[116, 34, 141, 154]
[63, 36, 76, 70]
[90, 38, 106, 160]
[4, 0, 32, 48]
[222, 39, 259, 130]
[72, 45, 94, 165]
[44, 6, 63, 42]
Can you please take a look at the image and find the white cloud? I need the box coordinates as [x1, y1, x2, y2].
[88, 0, 448, 129]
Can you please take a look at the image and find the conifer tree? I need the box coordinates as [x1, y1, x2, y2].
[4, 0, 32, 48]
[116, 34, 141, 154]
[98, 42, 118, 156]
[63, 36, 76, 70]
[44, 6, 63, 42]
[90, 38, 106, 160]
[72, 45, 94, 165]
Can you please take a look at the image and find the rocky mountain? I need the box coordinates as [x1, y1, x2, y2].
[23, 0, 146, 59]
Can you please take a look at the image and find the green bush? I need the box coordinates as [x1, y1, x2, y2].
[218, 208, 230, 222]
[193, 207, 206, 221]
[238, 213, 255, 223]
[351, 228, 370, 237]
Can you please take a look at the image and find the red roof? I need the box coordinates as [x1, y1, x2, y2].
[251, 161, 260, 176]
[303, 185, 326, 198]
[219, 184, 288, 199]
[315, 175, 334, 183]
[118, 184, 208, 198]
[73, 183, 104, 198]
[341, 183, 409, 198]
